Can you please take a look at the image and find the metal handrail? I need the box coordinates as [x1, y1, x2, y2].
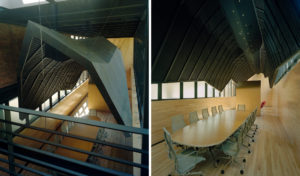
[0, 118, 147, 154]
[0, 105, 149, 175]
[0, 105, 148, 135]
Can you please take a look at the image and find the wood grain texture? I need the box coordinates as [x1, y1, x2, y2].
[107, 38, 134, 73]
[0, 23, 25, 88]
[13, 80, 88, 148]
[152, 115, 300, 176]
[172, 110, 252, 147]
[249, 62, 300, 164]
[266, 62, 300, 165]
[151, 97, 236, 144]
[236, 82, 261, 116]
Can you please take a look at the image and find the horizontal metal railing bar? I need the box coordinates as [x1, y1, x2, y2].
[0, 165, 18, 176]
[0, 147, 85, 176]
[0, 139, 132, 176]
[0, 119, 148, 155]
[0, 130, 148, 169]
[0, 105, 148, 135]
[0, 157, 51, 176]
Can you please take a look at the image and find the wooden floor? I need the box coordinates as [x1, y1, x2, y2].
[152, 115, 300, 176]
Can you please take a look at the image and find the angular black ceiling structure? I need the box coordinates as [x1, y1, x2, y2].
[0, 0, 147, 38]
[152, 0, 300, 90]
[18, 21, 132, 126]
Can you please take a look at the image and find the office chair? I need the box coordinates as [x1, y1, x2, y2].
[237, 104, 246, 111]
[189, 111, 199, 124]
[202, 108, 209, 119]
[211, 106, 218, 116]
[218, 105, 224, 113]
[219, 124, 247, 175]
[163, 128, 205, 175]
[171, 114, 186, 133]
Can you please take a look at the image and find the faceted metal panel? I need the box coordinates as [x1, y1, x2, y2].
[18, 21, 132, 126]
[152, 0, 300, 89]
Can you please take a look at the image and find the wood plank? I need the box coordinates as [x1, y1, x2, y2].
[172, 110, 252, 147]
[152, 97, 236, 145]
[152, 115, 300, 176]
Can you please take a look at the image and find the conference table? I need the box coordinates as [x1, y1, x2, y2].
[171, 110, 252, 148]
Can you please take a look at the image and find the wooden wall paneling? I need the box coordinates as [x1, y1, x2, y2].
[236, 81, 261, 116]
[0, 23, 25, 88]
[151, 97, 236, 145]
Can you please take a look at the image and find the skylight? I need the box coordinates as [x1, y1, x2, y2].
[23, 0, 46, 4]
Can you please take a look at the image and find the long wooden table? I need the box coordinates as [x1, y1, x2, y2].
[171, 110, 252, 147]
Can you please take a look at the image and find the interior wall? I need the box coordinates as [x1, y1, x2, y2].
[0, 23, 25, 88]
[249, 62, 300, 164]
[236, 82, 261, 116]
[265, 62, 300, 163]
[151, 97, 236, 144]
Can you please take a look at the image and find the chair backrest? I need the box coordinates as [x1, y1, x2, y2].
[171, 115, 186, 133]
[253, 107, 258, 120]
[211, 106, 218, 116]
[189, 111, 199, 124]
[237, 104, 246, 111]
[163, 128, 176, 160]
[202, 108, 209, 119]
[238, 123, 247, 150]
[218, 105, 224, 113]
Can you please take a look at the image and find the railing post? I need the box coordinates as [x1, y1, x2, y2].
[0, 109, 6, 138]
[4, 109, 16, 174]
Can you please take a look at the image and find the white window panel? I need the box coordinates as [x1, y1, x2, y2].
[183, 82, 194, 98]
[197, 81, 205, 98]
[162, 83, 180, 99]
[215, 89, 220, 97]
[207, 84, 213, 98]
[151, 84, 158, 100]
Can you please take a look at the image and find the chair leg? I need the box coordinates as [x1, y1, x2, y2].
[220, 157, 233, 174]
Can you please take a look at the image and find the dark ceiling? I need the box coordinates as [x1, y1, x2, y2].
[152, 0, 300, 90]
[0, 0, 147, 38]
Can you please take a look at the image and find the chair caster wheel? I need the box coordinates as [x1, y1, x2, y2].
[252, 136, 254, 138]
[240, 170, 244, 174]
[248, 150, 251, 154]
[221, 170, 225, 174]
[243, 159, 246, 163]
[252, 139, 255, 142]
[248, 143, 251, 147]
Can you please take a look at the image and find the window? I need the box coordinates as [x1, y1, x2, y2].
[84, 108, 89, 115]
[73, 100, 89, 118]
[162, 83, 180, 99]
[232, 82, 236, 96]
[197, 81, 205, 98]
[52, 92, 58, 105]
[183, 82, 194, 98]
[215, 89, 220, 97]
[151, 84, 158, 100]
[220, 89, 225, 97]
[43, 99, 50, 110]
[207, 84, 214, 98]
[60, 90, 66, 98]
[9, 97, 18, 107]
